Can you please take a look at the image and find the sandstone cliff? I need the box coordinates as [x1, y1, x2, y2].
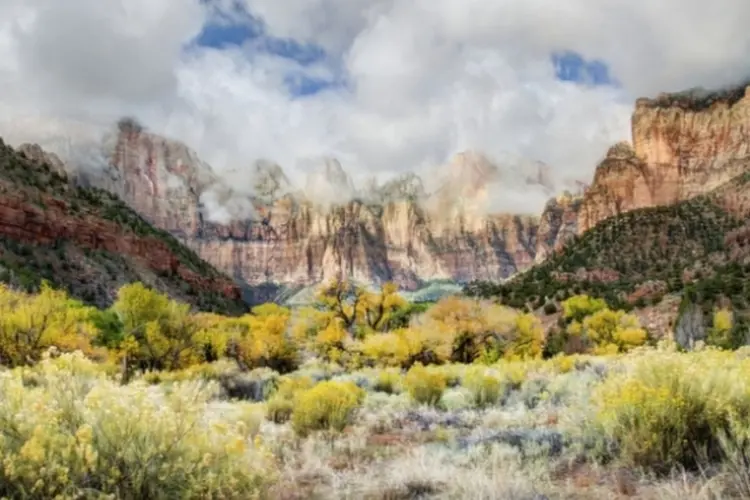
[67, 126, 574, 297]
[577, 85, 750, 233]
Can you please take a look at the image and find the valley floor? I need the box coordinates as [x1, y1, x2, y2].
[4, 347, 750, 500]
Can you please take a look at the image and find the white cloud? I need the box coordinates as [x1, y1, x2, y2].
[1, 0, 749, 215]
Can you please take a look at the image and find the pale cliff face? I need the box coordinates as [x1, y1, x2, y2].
[576, 85, 750, 234]
[66, 129, 564, 291]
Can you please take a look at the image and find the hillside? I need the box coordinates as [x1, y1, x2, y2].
[0, 138, 247, 315]
[466, 171, 750, 313]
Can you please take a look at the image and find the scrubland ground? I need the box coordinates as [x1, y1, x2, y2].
[4, 346, 750, 500]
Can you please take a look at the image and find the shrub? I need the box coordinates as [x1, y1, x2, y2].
[462, 368, 503, 408]
[266, 376, 314, 424]
[592, 351, 734, 472]
[372, 369, 402, 394]
[291, 380, 365, 437]
[543, 302, 558, 315]
[404, 363, 446, 407]
[0, 351, 274, 499]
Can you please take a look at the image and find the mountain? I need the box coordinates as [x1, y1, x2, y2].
[0, 137, 246, 315]
[469, 170, 750, 310]
[468, 83, 750, 312]
[576, 86, 750, 234]
[42, 124, 573, 302]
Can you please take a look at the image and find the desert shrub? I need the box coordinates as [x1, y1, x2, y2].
[550, 354, 577, 374]
[592, 351, 743, 472]
[543, 302, 558, 315]
[462, 368, 503, 408]
[372, 369, 402, 394]
[291, 380, 365, 437]
[266, 376, 314, 424]
[0, 351, 273, 499]
[404, 363, 447, 407]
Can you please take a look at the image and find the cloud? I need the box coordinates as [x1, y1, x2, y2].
[1, 0, 750, 216]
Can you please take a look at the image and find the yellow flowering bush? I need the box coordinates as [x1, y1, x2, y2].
[266, 376, 314, 424]
[462, 367, 503, 408]
[291, 380, 365, 437]
[404, 363, 447, 406]
[372, 368, 403, 394]
[592, 350, 745, 472]
[0, 351, 274, 499]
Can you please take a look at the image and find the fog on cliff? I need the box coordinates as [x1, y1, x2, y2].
[1, 0, 750, 216]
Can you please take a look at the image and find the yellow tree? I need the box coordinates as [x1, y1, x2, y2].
[224, 304, 299, 373]
[356, 282, 407, 331]
[562, 295, 608, 323]
[416, 297, 517, 363]
[315, 279, 362, 328]
[0, 283, 98, 367]
[112, 283, 203, 373]
[316, 279, 407, 332]
[579, 308, 648, 353]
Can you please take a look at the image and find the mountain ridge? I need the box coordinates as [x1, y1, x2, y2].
[0, 137, 247, 315]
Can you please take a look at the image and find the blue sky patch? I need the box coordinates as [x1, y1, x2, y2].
[552, 51, 615, 86]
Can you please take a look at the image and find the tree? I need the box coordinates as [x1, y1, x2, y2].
[112, 283, 203, 373]
[224, 304, 299, 373]
[0, 282, 97, 367]
[315, 279, 407, 334]
[562, 295, 607, 323]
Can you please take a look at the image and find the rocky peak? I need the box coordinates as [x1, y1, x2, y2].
[605, 141, 638, 160]
[303, 158, 357, 206]
[372, 173, 426, 203]
[575, 82, 750, 234]
[16, 143, 68, 178]
[253, 160, 291, 205]
[635, 82, 750, 112]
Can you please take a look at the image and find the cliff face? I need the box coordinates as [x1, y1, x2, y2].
[0, 138, 245, 313]
[72, 128, 570, 294]
[578, 85, 750, 233]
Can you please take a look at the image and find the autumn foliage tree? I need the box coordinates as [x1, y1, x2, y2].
[315, 279, 407, 334]
[0, 282, 98, 367]
[112, 283, 205, 374]
[223, 303, 299, 373]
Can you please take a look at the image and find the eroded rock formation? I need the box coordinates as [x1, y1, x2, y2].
[63, 128, 573, 292]
[578, 85, 750, 233]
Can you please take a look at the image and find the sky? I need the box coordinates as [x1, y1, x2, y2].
[0, 0, 750, 213]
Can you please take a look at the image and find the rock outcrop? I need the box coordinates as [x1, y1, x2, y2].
[61, 127, 573, 294]
[577, 85, 750, 233]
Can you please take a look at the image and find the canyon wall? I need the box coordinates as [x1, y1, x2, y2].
[65, 126, 572, 293]
[577, 85, 750, 233]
